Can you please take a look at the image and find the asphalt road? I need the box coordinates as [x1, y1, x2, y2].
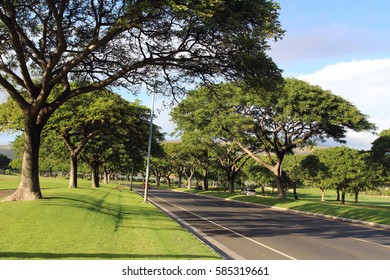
[137, 188, 390, 260]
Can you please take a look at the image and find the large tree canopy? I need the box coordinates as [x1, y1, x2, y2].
[0, 0, 283, 200]
[46, 91, 154, 189]
[171, 78, 376, 198]
[371, 129, 390, 172]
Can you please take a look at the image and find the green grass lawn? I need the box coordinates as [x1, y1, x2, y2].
[0, 175, 220, 260]
[175, 186, 390, 226]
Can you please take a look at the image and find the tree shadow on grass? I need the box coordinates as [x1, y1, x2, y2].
[0, 251, 220, 260]
[40, 194, 193, 234]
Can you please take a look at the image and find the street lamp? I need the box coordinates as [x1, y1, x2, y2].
[143, 83, 156, 203]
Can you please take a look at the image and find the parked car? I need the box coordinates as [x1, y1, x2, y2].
[240, 188, 256, 196]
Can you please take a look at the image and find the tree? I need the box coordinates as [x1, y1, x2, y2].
[47, 91, 151, 188]
[150, 153, 172, 187]
[370, 129, 390, 173]
[300, 154, 329, 202]
[282, 154, 309, 200]
[80, 111, 163, 189]
[180, 132, 216, 191]
[39, 128, 69, 176]
[241, 157, 274, 196]
[172, 79, 375, 198]
[171, 96, 249, 193]
[0, 0, 283, 201]
[0, 153, 11, 173]
[314, 147, 378, 205]
[162, 141, 187, 188]
[213, 140, 248, 193]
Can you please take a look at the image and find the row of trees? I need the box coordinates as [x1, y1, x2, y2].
[148, 137, 389, 205]
[3, 84, 388, 206]
[170, 79, 378, 199]
[0, 1, 388, 204]
[4, 89, 164, 190]
[0, 0, 285, 201]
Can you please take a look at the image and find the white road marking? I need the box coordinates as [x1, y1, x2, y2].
[153, 195, 297, 260]
[348, 237, 390, 249]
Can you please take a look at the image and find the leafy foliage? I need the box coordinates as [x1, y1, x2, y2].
[0, 0, 283, 199]
[0, 153, 11, 172]
[370, 129, 390, 173]
[171, 78, 376, 198]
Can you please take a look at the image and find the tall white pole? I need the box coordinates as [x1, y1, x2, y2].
[143, 87, 155, 203]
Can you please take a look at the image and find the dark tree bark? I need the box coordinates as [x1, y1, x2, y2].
[225, 167, 240, 193]
[5, 117, 43, 201]
[273, 174, 286, 199]
[90, 161, 100, 188]
[6, 115, 42, 201]
[293, 183, 299, 200]
[202, 168, 209, 191]
[68, 152, 78, 188]
[340, 183, 347, 205]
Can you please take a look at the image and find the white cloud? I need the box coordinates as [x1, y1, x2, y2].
[298, 58, 390, 149]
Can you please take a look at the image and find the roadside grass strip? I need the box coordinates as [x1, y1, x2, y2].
[176, 187, 390, 226]
[0, 176, 220, 260]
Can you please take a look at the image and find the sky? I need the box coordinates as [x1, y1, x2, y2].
[1, 0, 389, 150]
[267, 0, 390, 149]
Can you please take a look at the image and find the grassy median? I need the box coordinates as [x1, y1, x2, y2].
[0, 175, 220, 260]
[176, 187, 390, 226]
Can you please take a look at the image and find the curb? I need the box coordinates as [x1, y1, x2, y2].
[133, 189, 240, 260]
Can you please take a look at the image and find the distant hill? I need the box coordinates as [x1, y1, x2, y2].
[0, 145, 13, 159]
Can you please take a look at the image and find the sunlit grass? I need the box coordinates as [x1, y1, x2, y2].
[0, 175, 220, 260]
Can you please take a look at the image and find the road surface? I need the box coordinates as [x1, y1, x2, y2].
[137, 188, 390, 260]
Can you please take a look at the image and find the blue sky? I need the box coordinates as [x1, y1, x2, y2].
[150, 0, 390, 149]
[266, 0, 390, 149]
[269, 0, 390, 75]
[1, 0, 389, 149]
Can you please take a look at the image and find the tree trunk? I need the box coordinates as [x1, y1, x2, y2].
[225, 166, 238, 193]
[293, 183, 299, 200]
[187, 176, 192, 189]
[165, 176, 171, 187]
[176, 168, 183, 188]
[177, 175, 182, 188]
[202, 168, 209, 191]
[274, 174, 286, 199]
[185, 168, 194, 189]
[91, 161, 100, 188]
[340, 187, 346, 206]
[354, 189, 359, 203]
[69, 152, 78, 188]
[320, 187, 325, 202]
[336, 188, 340, 201]
[103, 172, 109, 184]
[103, 168, 112, 185]
[5, 120, 43, 201]
[156, 176, 161, 187]
[227, 178, 234, 193]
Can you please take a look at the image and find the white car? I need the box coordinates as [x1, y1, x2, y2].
[240, 188, 256, 196]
